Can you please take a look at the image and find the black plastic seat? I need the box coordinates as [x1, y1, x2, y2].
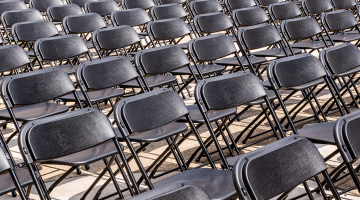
[302, 0, 334, 16]
[213, 56, 267, 66]
[60, 88, 125, 103]
[232, 7, 269, 28]
[193, 12, 235, 37]
[121, 75, 177, 89]
[295, 121, 335, 144]
[0, 168, 35, 196]
[171, 64, 225, 76]
[47, 4, 83, 23]
[189, 0, 222, 16]
[178, 104, 237, 124]
[233, 136, 340, 200]
[269, 2, 303, 23]
[251, 47, 302, 57]
[19, 108, 139, 199]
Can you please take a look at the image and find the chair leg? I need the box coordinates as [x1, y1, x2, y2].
[27, 164, 47, 200]
[48, 166, 77, 194]
[9, 169, 27, 200]
[323, 171, 341, 200]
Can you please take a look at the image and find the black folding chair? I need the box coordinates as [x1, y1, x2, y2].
[1, 9, 43, 43]
[84, 0, 120, 25]
[189, 0, 223, 17]
[331, 0, 357, 9]
[302, 0, 334, 19]
[0, 0, 27, 44]
[232, 7, 270, 28]
[127, 181, 211, 200]
[224, 0, 258, 14]
[47, 4, 83, 23]
[34, 35, 93, 74]
[281, 16, 332, 53]
[29, 0, 63, 15]
[18, 108, 139, 200]
[92, 25, 144, 60]
[321, 10, 360, 45]
[59, 56, 145, 117]
[193, 12, 235, 37]
[233, 135, 340, 200]
[268, 2, 304, 27]
[111, 88, 237, 200]
[121, 0, 156, 11]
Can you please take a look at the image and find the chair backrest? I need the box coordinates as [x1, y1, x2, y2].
[135, 45, 190, 75]
[67, 0, 98, 8]
[334, 109, 360, 163]
[225, 0, 257, 11]
[302, 0, 334, 15]
[0, 147, 11, 174]
[0, 45, 31, 72]
[29, 0, 63, 12]
[92, 25, 140, 51]
[150, 3, 187, 20]
[115, 88, 188, 134]
[158, 0, 186, 4]
[19, 108, 115, 164]
[47, 4, 83, 22]
[195, 72, 266, 112]
[188, 34, 237, 62]
[77, 56, 139, 91]
[238, 23, 282, 50]
[232, 7, 269, 27]
[268, 2, 302, 21]
[147, 18, 190, 41]
[321, 10, 358, 32]
[122, 0, 155, 10]
[0, 1, 27, 18]
[34, 35, 89, 61]
[1, 68, 75, 107]
[190, 0, 223, 15]
[194, 12, 233, 34]
[85, 0, 119, 16]
[127, 181, 211, 200]
[12, 20, 58, 42]
[267, 54, 327, 89]
[332, 0, 356, 9]
[281, 17, 322, 40]
[63, 13, 106, 34]
[2, 9, 43, 27]
[233, 135, 327, 200]
[111, 9, 151, 27]
[319, 43, 360, 76]
[257, 0, 283, 7]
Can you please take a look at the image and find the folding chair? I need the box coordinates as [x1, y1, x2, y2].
[18, 108, 140, 200]
[29, 0, 63, 14]
[267, 54, 348, 138]
[11, 20, 58, 59]
[111, 88, 237, 200]
[92, 25, 144, 60]
[62, 13, 106, 49]
[47, 4, 83, 23]
[319, 43, 360, 117]
[0, 68, 82, 145]
[1, 9, 43, 43]
[321, 10, 360, 45]
[331, 0, 357, 9]
[302, 0, 334, 19]
[189, 0, 223, 17]
[193, 12, 235, 37]
[233, 135, 340, 200]
[232, 7, 270, 28]
[121, 0, 156, 11]
[34, 34, 93, 74]
[127, 181, 211, 200]
[281, 17, 332, 53]
[0, 0, 27, 44]
[224, 0, 258, 14]
[84, 0, 120, 25]
[59, 56, 145, 117]
[268, 2, 303, 27]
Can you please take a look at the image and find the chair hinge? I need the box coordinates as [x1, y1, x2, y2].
[342, 145, 347, 152]
[241, 188, 248, 196]
[23, 147, 29, 154]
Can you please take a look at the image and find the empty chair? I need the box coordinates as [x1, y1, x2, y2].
[67, 0, 98, 8]
[302, 0, 334, 17]
[281, 17, 331, 52]
[331, 0, 356, 9]
[233, 135, 340, 200]
[34, 35, 93, 74]
[18, 108, 139, 199]
[321, 10, 360, 44]
[29, 0, 63, 13]
[194, 12, 235, 36]
[85, 0, 119, 24]
[127, 181, 211, 200]
[92, 25, 144, 59]
[113, 88, 237, 200]
[189, 0, 223, 16]
[268, 2, 303, 27]
[0, 0, 27, 17]
[1, 9, 43, 42]
[59, 57, 144, 115]
[47, 4, 83, 23]
[11, 20, 58, 57]
[224, 0, 258, 13]
[151, 3, 187, 20]
[232, 7, 269, 28]
[121, 0, 155, 10]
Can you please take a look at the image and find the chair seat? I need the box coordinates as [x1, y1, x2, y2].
[178, 104, 237, 124]
[0, 102, 69, 121]
[328, 34, 360, 42]
[171, 64, 224, 76]
[282, 78, 324, 90]
[213, 56, 267, 66]
[53, 64, 79, 74]
[121, 75, 176, 88]
[247, 90, 277, 105]
[290, 40, 332, 49]
[252, 48, 302, 57]
[293, 121, 335, 144]
[59, 88, 125, 103]
[128, 122, 188, 143]
[0, 168, 39, 195]
[45, 141, 124, 166]
[333, 65, 360, 77]
[154, 168, 237, 200]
